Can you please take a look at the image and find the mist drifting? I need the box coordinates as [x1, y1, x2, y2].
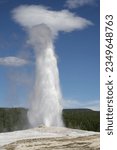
[12, 5, 92, 127]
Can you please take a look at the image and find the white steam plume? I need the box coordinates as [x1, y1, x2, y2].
[28, 24, 63, 126]
[12, 5, 92, 127]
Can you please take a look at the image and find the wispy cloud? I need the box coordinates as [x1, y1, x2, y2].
[65, 0, 97, 9]
[63, 99, 100, 111]
[0, 56, 29, 67]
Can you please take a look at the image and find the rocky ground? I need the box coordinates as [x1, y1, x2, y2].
[0, 127, 100, 150]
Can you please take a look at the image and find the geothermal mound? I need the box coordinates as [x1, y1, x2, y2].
[0, 127, 99, 150]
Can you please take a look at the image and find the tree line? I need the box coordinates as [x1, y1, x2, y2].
[0, 108, 100, 132]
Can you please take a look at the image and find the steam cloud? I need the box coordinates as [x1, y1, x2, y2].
[12, 5, 92, 127]
[12, 5, 92, 35]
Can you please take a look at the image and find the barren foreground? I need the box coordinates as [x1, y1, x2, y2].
[0, 127, 99, 150]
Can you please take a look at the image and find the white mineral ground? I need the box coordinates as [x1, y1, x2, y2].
[0, 127, 99, 150]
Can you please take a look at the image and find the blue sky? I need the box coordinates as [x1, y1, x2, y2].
[0, 0, 100, 110]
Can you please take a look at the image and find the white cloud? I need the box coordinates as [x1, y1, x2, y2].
[63, 99, 100, 111]
[0, 56, 29, 66]
[12, 5, 92, 35]
[65, 0, 96, 9]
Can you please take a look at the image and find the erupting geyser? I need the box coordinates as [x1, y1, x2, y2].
[28, 24, 63, 127]
[12, 5, 91, 127]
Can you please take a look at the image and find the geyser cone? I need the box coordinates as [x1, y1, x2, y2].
[28, 24, 63, 127]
